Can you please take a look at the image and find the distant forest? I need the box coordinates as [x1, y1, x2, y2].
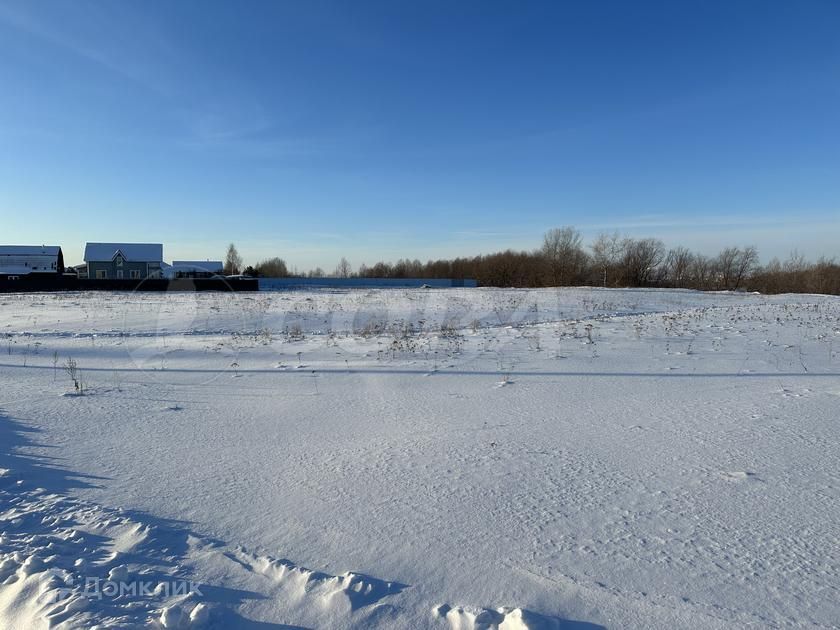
[225, 228, 840, 295]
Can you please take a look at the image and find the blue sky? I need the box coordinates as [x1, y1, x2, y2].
[1, 0, 838, 269]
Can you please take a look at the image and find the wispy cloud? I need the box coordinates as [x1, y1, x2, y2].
[0, 1, 179, 95]
[0, 2, 312, 159]
[175, 123, 330, 160]
[573, 211, 838, 233]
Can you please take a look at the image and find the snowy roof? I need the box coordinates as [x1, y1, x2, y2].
[0, 245, 62, 257]
[84, 243, 163, 262]
[172, 260, 224, 270]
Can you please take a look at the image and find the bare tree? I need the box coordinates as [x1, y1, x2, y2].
[621, 238, 665, 286]
[813, 257, 840, 294]
[541, 227, 587, 286]
[717, 246, 758, 290]
[688, 254, 714, 290]
[734, 246, 759, 290]
[716, 246, 739, 289]
[751, 255, 840, 295]
[665, 247, 694, 287]
[335, 257, 352, 278]
[590, 232, 623, 287]
[224, 243, 243, 276]
[784, 250, 807, 273]
[255, 257, 288, 277]
[270, 231, 839, 294]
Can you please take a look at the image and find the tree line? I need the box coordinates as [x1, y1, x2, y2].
[223, 229, 840, 295]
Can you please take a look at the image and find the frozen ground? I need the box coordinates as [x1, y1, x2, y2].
[1, 287, 838, 629]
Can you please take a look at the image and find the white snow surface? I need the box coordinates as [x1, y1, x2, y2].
[1, 287, 838, 629]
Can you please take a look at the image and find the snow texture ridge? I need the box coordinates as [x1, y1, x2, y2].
[2, 287, 839, 628]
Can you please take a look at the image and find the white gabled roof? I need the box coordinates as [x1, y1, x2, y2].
[172, 260, 224, 270]
[84, 243, 163, 262]
[0, 245, 62, 257]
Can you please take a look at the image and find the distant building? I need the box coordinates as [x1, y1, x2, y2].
[83, 243, 164, 280]
[0, 245, 64, 278]
[167, 260, 224, 279]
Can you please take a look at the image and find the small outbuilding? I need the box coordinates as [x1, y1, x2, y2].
[84, 243, 164, 280]
[167, 260, 224, 279]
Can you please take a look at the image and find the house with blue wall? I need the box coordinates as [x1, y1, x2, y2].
[83, 243, 164, 280]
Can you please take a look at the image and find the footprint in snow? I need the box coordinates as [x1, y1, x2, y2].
[721, 471, 762, 482]
[779, 387, 808, 398]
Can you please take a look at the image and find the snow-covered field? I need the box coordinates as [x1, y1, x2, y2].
[1, 287, 839, 629]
